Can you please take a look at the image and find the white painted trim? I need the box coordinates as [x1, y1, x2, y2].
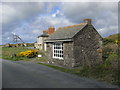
[52, 42, 63, 60]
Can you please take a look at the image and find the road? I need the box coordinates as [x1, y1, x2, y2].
[2, 59, 118, 88]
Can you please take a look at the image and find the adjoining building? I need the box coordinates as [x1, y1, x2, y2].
[44, 19, 102, 67]
[34, 27, 55, 51]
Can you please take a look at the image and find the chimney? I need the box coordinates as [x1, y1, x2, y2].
[47, 27, 55, 35]
[43, 30, 48, 35]
[84, 18, 92, 25]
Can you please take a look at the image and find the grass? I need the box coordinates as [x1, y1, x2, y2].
[1, 47, 48, 62]
[1, 47, 35, 61]
[35, 57, 48, 63]
[0, 46, 2, 58]
[107, 33, 120, 41]
[38, 63, 81, 74]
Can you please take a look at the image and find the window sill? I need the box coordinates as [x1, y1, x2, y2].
[53, 57, 64, 60]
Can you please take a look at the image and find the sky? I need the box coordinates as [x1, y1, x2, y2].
[1, 1, 119, 45]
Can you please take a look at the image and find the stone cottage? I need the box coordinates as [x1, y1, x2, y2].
[34, 27, 55, 51]
[44, 19, 102, 67]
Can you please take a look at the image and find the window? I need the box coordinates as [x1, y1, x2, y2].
[53, 42, 63, 59]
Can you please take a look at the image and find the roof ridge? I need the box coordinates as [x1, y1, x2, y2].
[59, 23, 87, 29]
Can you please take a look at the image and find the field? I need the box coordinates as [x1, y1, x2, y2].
[1, 47, 48, 62]
[1, 47, 35, 61]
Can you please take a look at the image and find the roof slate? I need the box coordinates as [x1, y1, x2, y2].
[46, 23, 87, 40]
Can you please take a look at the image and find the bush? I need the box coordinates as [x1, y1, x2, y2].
[102, 43, 119, 85]
[16, 49, 38, 58]
[103, 38, 114, 45]
[102, 43, 118, 61]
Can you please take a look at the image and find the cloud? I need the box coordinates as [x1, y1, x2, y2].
[2, 5, 74, 44]
[61, 2, 117, 21]
[52, 10, 64, 17]
[1, 2, 118, 45]
[1, 2, 60, 44]
[61, 2, 118, 37]
[98, 26, 118, 37]
[32, 30, 40, 34]
[2, 2, 46, 24]
[29, 11, 74, 31]
[1, 2, 61, 25]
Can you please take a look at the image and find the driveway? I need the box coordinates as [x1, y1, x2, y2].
[2, 59, 118, 88]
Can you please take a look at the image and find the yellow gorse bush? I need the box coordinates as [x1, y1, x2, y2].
[114, 40, 120, 44]
[16, 49, 38, 58]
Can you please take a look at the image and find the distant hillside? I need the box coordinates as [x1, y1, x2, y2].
[103, 33, 120, 45]
[104, 33, 120, 40]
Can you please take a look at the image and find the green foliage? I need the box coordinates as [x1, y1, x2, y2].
[36, 57, 48, 63]
[102, 43, 118, 61]
[26, 43, 34, 47]
[38, 50, 46, 57]
[103, 38, 114, 45]
[101, 40, 119, 85]
[103, 33, 120, 45]
[16, 49, 38, 58]
[2, 47, 36, 61]
[38, 63, 80, 74]
[107, 33, 120, 41]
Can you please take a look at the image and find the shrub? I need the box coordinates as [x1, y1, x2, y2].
[102, 43, 118, 61]
[103, 38, 114, 45]
[16, 49, 38, 58]
[102, 43, 119, 85]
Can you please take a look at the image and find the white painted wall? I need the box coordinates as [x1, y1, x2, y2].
[35, 37, 48, 50]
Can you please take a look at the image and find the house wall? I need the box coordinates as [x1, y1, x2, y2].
[34, 43, 41, 49]
[47, 41, 75, 67]
[34, 37, 42, 49]
[35, 37, 48, 50]
[42, 37, 48, 51]
[73, 24, 102, 67]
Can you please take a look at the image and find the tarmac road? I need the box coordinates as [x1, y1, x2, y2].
[2, 59, 118, 88]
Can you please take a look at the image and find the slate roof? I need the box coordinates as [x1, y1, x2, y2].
[45, 23, 87, 42]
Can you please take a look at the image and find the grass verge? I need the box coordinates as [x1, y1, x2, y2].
[35, 57, 48, 63]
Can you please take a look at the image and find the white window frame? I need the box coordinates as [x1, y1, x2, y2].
[53, 42, 63, 60]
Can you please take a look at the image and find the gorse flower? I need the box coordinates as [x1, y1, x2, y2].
[16, 49, 38, 58]
[114, 40, 120, 44]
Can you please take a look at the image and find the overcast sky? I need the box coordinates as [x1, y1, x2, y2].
[1, 1, 118, 45]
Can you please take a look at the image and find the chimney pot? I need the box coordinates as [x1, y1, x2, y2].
[47, 27, 55, 35]
[43, 30, 48, 34]
[84, 18, 92, 25]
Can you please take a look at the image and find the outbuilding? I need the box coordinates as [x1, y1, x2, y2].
[45, 19, 102, 67]
[34, 27, 55, 51]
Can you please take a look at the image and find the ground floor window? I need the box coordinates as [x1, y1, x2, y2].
[53, 42, 63, 59]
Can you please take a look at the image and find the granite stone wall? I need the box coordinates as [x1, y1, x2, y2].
[46, 42, 75, 67]
[46, 24, 102, 67]
[73, 24, 102, 67]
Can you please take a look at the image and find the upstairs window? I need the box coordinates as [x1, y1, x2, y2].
[53, 42, 63, 59]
